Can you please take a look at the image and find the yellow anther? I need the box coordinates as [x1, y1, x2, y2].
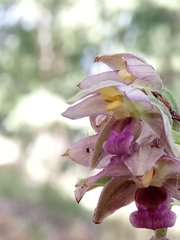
[99, 87, 123, 111]
[100, 87, 122, 101]
[142, 168, 155, 187]
[106, 99, 122, 111]
[118, 69, 136, 84]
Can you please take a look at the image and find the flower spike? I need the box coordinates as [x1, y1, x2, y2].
[62, 52, 180, 239]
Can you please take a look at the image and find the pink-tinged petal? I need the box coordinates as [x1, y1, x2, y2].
[132, 75, 162, 93]
[122, 54, 155, 78]
[89, 115, 108, 133]
[75, 161, 131, 202]
[157, 156, 180, 177]
[117, 85, 153, 111]
[94, 53, 162, 92]
[63, 116, 116, 169]
[94, 54, 129, 70]
[96, 154, 112, 168]
[122, 55, 162, 92]
[68, 80, 124, 104]
[120, 85, 149, 103]
[62, 135, 98, 167]
[79, 71, 123, 89]
[136, 122, 155, 145]
[164, 182, 180, 201]
[93, 178, 136, 223]
[62, 94, 107, 119]
[142, 105, 179, 157]
[123, 54, 162, 92]
[122, 145, 164, 176]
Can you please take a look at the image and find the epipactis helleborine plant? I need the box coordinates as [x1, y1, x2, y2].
[62, 53, 180, 240]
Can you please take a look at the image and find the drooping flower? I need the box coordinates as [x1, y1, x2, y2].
[62, 81, 153, 120]
[69, 117, 180, 230]
[94, 53, 162, 93]
[75, 147, 180, 230]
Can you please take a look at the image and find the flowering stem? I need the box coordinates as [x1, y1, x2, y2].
[155, 228, 167, 238]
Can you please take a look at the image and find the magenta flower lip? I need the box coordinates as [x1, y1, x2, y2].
[130, 186, 176, 230]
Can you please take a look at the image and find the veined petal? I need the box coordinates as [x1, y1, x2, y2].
[117, 85, 153, 111]
[162, 156, 180, 200]
[117, 84, 146, 101]
[75, 161, 131, 202]
[62, 94, 107, 119]
[89, 115, 109, 133]
[142, 105, 179, 157]
[68, 80, 123, 104]
[132, 75, 162, 93]
[62, 135, 98, 167]
[94, 53, 129, 70]
[122, 55, 162, 92]
[79, 71, 123, 89]
[94, 53, 162, 92]
[122, 54, 155, 78]
[122, 144, 164, 176]
[136, 121, 155, 145]
[93, 178, 136, 223]
[143, 156, 180, 189]
[164, 182, 180, 201]
[156, 156, 180, 178]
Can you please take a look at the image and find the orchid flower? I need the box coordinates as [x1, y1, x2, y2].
[81, 54, 162, 93]
[64, 118, 179, 230]
[62, 54, 162, 119]
[75, 147, 180, 230]
[62, 54, 178, 158]
[62, 53, 180, 239]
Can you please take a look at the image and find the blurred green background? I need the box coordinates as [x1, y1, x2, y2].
[0, 0, 180, 239]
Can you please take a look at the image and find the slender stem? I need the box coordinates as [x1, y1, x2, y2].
[155, 228, 167, 238]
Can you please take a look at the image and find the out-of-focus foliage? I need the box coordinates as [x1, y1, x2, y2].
[0, 0, 180, 239]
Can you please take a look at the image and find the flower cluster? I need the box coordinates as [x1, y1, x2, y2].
[62, 54, 180, 238]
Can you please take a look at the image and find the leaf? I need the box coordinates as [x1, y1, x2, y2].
[161, 86, 179, 112]
[172, 130, 180, 145]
